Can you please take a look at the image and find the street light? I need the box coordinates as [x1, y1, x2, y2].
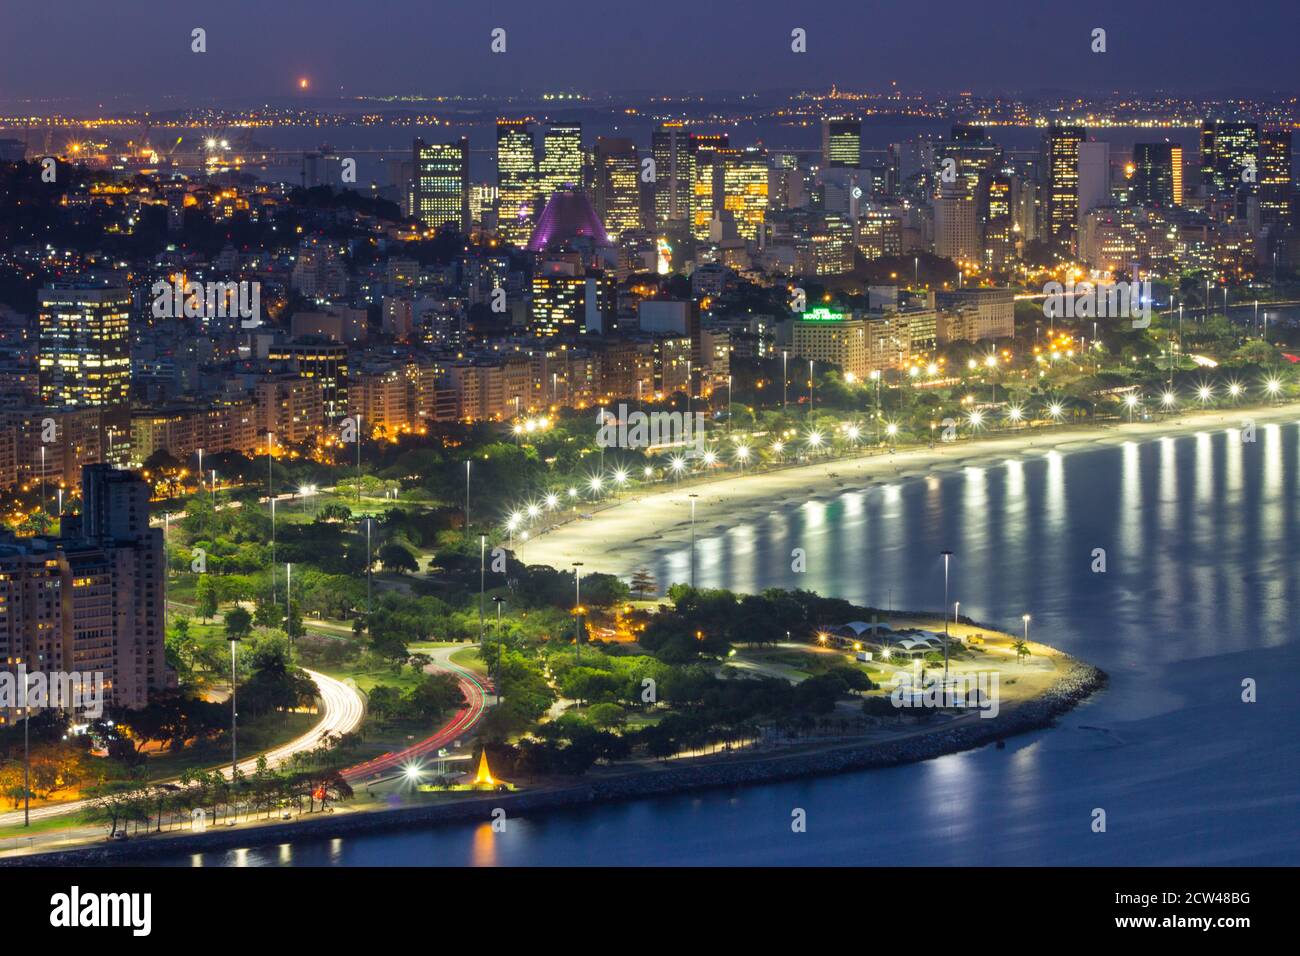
[1022, 613, 1031, 644]
[227, 632, 240, 779]
[688, 494, 700, 589]
[940, 550, 954, 682]
[492, 596, 505, 704]
[572, 562, 584, 660]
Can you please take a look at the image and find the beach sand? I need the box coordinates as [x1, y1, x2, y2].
[516, 401, 1300, 578]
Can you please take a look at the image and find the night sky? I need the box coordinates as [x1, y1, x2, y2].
[2, 0, 1296, 108]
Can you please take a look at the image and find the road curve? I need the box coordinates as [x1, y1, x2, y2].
[0, 668, 364, 828]
[343, 646, 488, 782]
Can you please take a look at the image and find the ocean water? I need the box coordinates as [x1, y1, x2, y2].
[164, 424, 1300, 866]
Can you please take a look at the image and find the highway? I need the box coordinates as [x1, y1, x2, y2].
[343, 645, 488, 781]
[0, 668, 364, 828]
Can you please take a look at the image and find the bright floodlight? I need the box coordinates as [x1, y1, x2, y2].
[1161, 391, 1177, 407]
[702, 450, 717, 466]
[589, 475, 603, 492]
[1265, 377, 1282, 395]
[985, 354, 997, 367]
[403, 764, 423, 782]
[806, 430, 824, 447]
[545, 493, 559, 509]
[968, 410, 984, 427]
[1007, 405, 1023, 422]
[567, 487, 578, 497]
[506, 512, 522, 530]
[1229, 382, 1243, 397]
[846, 425, 860, 441]
[886, 422, 899, 437]
[670, 455, 686, 473]
[526, 503, 541, 519]
[643, 466, 653, 477]
[613, 468, 629, 486]
[927, 363, 938, 376]
[771, 440, 784, 453]
[735, 445, 750, 461]
[1048, 402, 1063, 419]
[1198, 385, 1213, 402]
[1124, 393, 1139, 408]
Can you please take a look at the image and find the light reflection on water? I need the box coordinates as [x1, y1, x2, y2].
[165, 425, 1300, 866]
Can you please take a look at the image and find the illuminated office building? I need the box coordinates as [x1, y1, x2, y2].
[594, 137, 642, 240]
[652, 122, 693, 227]
[822, 117, 861, 168]
[412, 137, 470, 231]
[1132, 142, 1179, 207]
[691, 134, 729, 240]
[496, 118, 539, 247]
[1259, 128, 1293, 230]
[1200, 120, 1259, 200]
[1043, 125, 1084, 252]
[38, 282, 131, 408]
[539, 122, 583, 195]
[720, 147, 769, 241]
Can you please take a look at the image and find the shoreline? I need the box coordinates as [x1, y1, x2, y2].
[1, 654, 1106, 866]
[517, 401, 1300, 578]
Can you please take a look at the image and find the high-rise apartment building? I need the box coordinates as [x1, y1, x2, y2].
[0, 465, 173, 723]
[38, 282, 131, 408]
[412, 137, 470, 232]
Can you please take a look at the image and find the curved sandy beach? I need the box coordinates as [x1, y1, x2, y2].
[517, 401, 1300, 578]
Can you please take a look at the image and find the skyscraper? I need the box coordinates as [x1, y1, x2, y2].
[496, 118, 538, 247]
[539, 122, 583, 196]
[651, 122, 693, 228]
[691, 134, 729, 240]
[822, 117, 861, 169]
[1200, 120, 1259, 201]
[1259, 128, 1293, 230]
[720, 147, 769, 241]
[1132, 142, 1178, 207]
[1043, 125, 1084, 252]
[38, 281, 131, 407]
[593, 137, 641, 240]
[412, 137, 470, 232]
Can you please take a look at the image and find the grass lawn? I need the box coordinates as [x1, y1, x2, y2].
[317, 661, 426, 695]
[0, 810, 94, 840]
[129, 710, 320, 783]
[449, 646, 489, 677]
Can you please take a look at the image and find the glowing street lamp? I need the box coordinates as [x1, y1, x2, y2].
[1047, 402, 1064, 422]
[544, 493, 559, 510]
[1197, 384, 1214, 405]
[1265, 377, 1282, 402]
[1161, 390, 1177, 409]
[1123, 392, 1140, 422]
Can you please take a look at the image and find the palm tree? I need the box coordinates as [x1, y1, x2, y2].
[1012, 639, 1031, 665]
